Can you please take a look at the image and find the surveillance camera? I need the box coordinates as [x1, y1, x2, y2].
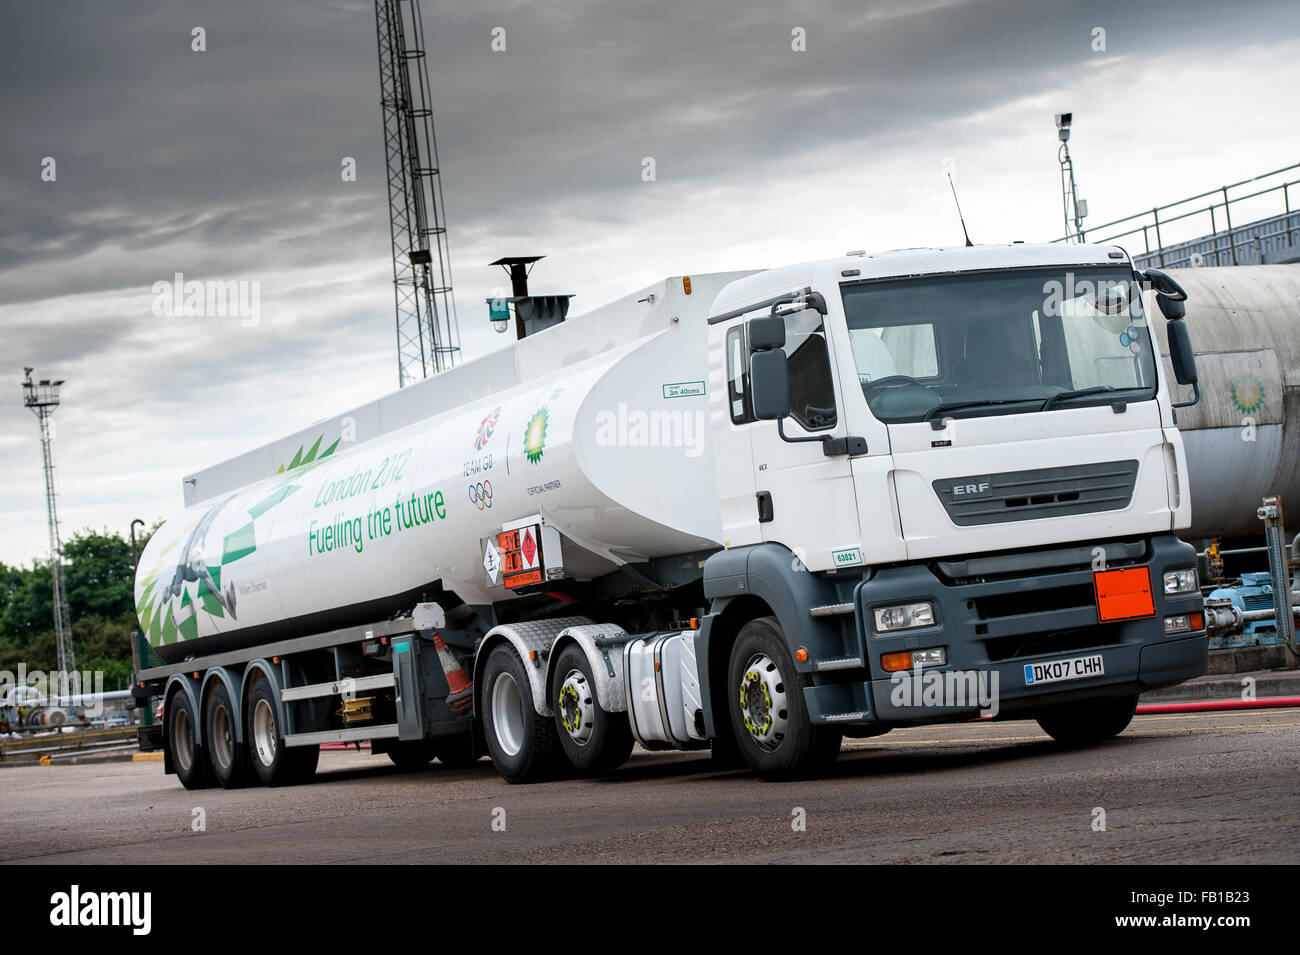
[1055, 112, 1072, 129]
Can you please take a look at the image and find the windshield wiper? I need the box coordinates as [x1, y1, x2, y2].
[921, 397, 1041, 425]
[1039, 385, 1116, 411]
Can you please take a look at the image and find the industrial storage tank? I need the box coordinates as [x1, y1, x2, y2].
[1153, 264, 1300, 539]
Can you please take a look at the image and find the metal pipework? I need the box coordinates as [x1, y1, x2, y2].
[1258, 496, 1298, 653]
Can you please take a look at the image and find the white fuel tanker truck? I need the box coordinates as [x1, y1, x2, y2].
[134, 243, 1211, 786]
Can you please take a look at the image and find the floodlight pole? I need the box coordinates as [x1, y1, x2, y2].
[22, 369, 76, 676]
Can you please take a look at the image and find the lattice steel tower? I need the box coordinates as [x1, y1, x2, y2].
[375, 0, 461, 386]
[22, 369, 76, 675]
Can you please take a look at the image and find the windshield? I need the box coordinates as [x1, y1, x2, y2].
[841, 267, 1157, 423]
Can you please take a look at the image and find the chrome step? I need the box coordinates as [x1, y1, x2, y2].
[809, 603, 855, 618]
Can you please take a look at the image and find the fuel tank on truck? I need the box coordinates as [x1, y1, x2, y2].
[1150, 263, 1300, 538]
[134, 272, 751, 663]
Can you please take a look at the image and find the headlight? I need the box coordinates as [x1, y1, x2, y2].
[1162, 568, 1198, 595]
[873, 602, 936, 632]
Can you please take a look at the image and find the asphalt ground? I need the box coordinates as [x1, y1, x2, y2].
[3, 707, 1296, 864]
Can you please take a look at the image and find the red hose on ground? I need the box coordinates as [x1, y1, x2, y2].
[1135, 696, 1300, 714]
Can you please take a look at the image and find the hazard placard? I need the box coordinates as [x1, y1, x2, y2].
[482, 537, 501, 585]
[498, 524, 544, 589]
[1093, 566, 1155, 622]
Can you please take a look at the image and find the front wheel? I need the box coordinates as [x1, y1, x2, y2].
[550, 644, 633, 775]
[1036, 693, 1139, 745]
[480, 645, 562, 784]
[727, 617, 841, 780]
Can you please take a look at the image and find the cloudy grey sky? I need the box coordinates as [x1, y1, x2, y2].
[2, 0, 1298, 565]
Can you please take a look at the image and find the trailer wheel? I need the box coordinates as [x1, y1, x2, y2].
[1036, 693, 1138, 746]
[166, 691, 212, 790]
[431, 733, 482, 767]
[203, 682, 247, 788]
[481, 645, 561, 784]
[726, 617, 841, 780]
[244, 677, 318, 786]
[550, 644, 633, 775]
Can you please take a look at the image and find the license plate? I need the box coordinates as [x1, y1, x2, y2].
[1023, 653, 1105, 686]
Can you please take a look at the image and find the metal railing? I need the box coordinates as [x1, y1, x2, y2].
[1056, 162, 1300, 267]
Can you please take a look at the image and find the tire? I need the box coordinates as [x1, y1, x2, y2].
[166, 690, 212, 790]
[431, 733, 482, 767]
[481, 644, 562, 784]
[549, 644, 634, 775]
[1036, 693, 1139, 745]
[204, 681, 248, 789]
[387, 740, 438, 770]
[244, 676, 317, 786]
[726, 616, 842, 780]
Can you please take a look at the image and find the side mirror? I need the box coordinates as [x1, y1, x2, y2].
[749, 349, 790, 420]
[1167, 319, 1200, 408]
[1142, 268, 1187, 301]
[747, 316, 786, 351]
[1156, 293, 1186, 321]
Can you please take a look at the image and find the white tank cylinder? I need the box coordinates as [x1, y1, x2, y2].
[1154, 264, 1300, 538]
[135, 322, 720, 663]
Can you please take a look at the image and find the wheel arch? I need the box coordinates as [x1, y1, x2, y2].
[544, 624, 629, 715]
[200, 666, 244, 745]
[698, 542, 854, 737]
[241, 659, 290, 741]
[471, 616, 594, 718]
[162, 673, 203, 775]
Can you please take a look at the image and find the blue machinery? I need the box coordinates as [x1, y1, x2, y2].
[1202, 495, 1299, 654]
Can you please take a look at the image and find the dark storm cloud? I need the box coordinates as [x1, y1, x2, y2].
[4, 0, 1293, 307]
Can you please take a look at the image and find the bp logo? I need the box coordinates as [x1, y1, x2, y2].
[1231, 376, 1265, 415]
[475, 406, 501, 451]
[523, 406, 549, 465]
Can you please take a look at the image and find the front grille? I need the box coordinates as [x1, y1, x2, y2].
[984, 625, 1121, 662]
[973, 583, 1096, 620]
[933, 460, 1139, 526]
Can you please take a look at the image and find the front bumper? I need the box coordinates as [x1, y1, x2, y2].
[808, 534, 1207, 725]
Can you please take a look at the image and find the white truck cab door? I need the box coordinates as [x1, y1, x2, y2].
[744, 310, 863, 572]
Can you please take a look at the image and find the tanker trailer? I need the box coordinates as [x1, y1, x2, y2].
[136, 243, 1210, 786]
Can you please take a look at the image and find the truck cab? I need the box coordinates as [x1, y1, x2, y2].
[698, 243, 1207, 775]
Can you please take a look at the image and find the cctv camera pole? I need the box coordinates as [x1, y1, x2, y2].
[22, 369, 76, 676]
[1056, 113, 1087, 243]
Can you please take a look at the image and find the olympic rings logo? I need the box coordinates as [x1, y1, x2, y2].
[468, 480, 494, 510]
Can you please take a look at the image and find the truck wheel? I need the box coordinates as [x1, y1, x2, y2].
[1036, 693, 1139, 745]
[166, 691, 212, 790]
[431, 733, 482, 767]
[387, 740, 437, 770]
[481, 645, 561, 784]
[245, 677, 318, 785]
[203, 682, 247, 788]
[727, 617, 842, 780]
[550, 644, 634, 775]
